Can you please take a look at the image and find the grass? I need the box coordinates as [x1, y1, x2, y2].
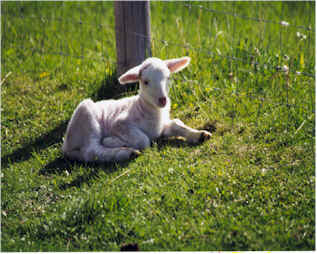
[1, 1, 315, 251]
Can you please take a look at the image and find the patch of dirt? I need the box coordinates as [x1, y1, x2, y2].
[120, 243, 139, 251]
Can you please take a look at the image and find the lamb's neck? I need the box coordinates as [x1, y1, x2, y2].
[136, 95, 169, 120]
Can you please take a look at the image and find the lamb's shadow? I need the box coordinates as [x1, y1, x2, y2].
[39, 157, 79, 176]
[39, 156, 134, 190]
[2, 120, 68, 169]
[155, 137, 193, 150]
[154, 137, 205, 151]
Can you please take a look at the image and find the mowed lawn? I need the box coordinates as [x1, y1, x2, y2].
[1, 1, 315, 251]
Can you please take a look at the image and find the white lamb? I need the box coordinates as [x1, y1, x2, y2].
[62, 56, 212, 162]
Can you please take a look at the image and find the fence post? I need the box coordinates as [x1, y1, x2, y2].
[114, 1, 152, 76]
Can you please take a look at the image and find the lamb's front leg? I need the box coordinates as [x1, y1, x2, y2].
[162, 119, 212, 144]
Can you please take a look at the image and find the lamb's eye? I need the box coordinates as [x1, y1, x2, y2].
[144, 80, 149, 85]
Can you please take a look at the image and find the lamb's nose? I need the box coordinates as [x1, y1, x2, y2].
[158, 97, 167, 107]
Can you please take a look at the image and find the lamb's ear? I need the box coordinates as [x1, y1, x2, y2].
[165, 57, 191, 73]
[118, 65, 141, 84]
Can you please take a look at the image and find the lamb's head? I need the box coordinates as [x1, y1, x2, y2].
[118, 57, 190, 108]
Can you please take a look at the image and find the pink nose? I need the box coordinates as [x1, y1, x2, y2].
[158, 97, 167, 107]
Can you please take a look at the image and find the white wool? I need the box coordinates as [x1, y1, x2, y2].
[62, 56, 212, 162]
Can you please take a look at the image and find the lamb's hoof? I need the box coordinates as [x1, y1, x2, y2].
[130, 149, 141, 159]
[199, 131, 212, 143]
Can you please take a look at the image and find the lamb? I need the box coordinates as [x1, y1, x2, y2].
[62, 56, 212, 162]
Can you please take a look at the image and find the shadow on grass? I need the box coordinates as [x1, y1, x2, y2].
[39, 157, 79, 175]
[155, 137, 208, 151]
[91, 70, 137, 101]
[39, 155, 135, 190]
[155, 137, 192, 150]
[1, 120, 68, 169]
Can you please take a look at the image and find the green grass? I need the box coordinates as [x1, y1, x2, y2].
[1, 1, 315, 251]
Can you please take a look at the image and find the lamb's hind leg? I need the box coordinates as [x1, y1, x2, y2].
[101, 136, 127, 148]
[62, 99, 102, 161]
[83, 138, 140, 162]
[97, 126, 149, 161]
[110, 122, 151, 150]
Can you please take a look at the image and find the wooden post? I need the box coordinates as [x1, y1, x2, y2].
[114, 1, 152, 76]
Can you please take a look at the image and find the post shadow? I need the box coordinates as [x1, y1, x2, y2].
[91, 69, 138, 102]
